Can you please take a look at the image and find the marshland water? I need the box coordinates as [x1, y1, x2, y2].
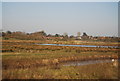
[38, 43, 118, 48]
[62, 59, 119, 66]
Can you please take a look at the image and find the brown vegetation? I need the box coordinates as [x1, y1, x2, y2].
[2, 38, 119, 79]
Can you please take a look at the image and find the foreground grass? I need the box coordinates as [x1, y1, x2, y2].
[2, 50, 118, 69]
[2, 39, 119, 79]
[2, 62, 118, 79]
[2, 50, 118, 79]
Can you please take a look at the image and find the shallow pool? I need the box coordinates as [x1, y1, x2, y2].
[37, 43, 118, 48]
[63, 59, 119, 66]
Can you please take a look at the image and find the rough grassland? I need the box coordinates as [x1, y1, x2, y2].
[2, 62, 118, 79]
[2, 39, 119, 79]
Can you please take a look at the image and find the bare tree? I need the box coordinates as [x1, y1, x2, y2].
[63, 32, 68, 37]
[77, 32, 81, 37]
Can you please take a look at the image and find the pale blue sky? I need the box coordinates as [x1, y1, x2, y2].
[0, 2, 2, 30]
[2, 2, 118, 36]
[1, 0, 120, 2]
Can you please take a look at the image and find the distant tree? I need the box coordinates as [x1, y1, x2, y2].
[40, 30, 47, 36]
[70, 35, 74, 38]
[2, 32, 6, 36]
[6, 31, 12, 34]
[63, 32, 68, 41]
[0, 32, 2, 37]
[47, 34, 52, 37]
[26, 33, 29, 35]
[63, 32, 68, 37]
[82, 32, 88, 36]
[55, 34, 60, 37]
[77, 32, 81, 37]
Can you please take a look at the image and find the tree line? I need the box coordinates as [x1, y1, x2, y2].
[1, 30, 119, 42]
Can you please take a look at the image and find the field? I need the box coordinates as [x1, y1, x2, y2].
[2, 39, 119, 79]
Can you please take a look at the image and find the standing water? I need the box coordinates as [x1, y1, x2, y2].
[63, 59, 119, 66]
[37, 44, 118, 48]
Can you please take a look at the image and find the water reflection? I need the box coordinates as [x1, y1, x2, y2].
[63, 59, 119, 66]
[38, 44, 118, 48]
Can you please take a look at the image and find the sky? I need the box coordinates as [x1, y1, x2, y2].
[1, 0, 120, 2]
[118, 2, 120, 37]
[2, 2, 118, 36]
[0, 2, 2, 30]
